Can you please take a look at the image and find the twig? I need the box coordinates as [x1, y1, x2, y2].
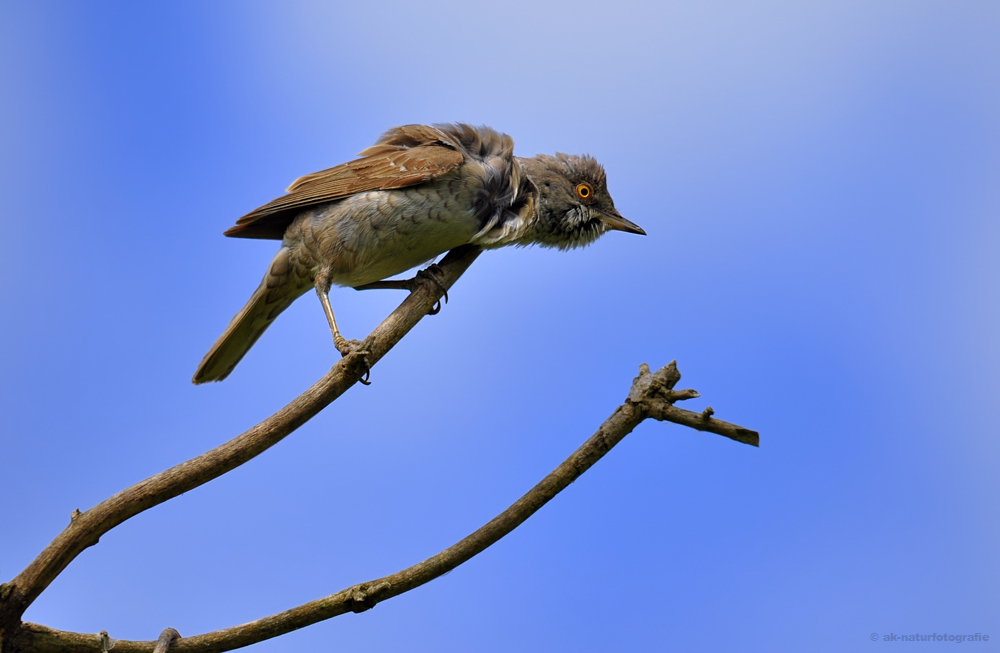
[628, 362, 759, 446]
[8, 362, 758, 653]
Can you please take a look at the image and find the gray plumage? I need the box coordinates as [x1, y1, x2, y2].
[193, 123, 644, 384]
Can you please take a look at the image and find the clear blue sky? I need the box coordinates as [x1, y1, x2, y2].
[2, 2, 997, 651]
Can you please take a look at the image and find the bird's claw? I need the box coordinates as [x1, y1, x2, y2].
[357, 359, 372, 385]
[417, 265, 449, 315]
[334, 336, 372, 385]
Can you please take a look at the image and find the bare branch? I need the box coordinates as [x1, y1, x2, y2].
[0, 245, 482, 636]
[628, 362, 760, 446]
[8, 362, 758, 653]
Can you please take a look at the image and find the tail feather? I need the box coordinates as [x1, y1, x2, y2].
[193, 248, 309, 384]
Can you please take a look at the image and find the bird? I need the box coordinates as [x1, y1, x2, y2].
[192, 123, 645, 384]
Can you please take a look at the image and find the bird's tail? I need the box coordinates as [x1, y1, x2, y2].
[193, 247, 309, 384]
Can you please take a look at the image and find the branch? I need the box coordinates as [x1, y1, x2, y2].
[627, 362, 759, 446]
[0, 245, 482, 638]
[9, 362, 758, 653]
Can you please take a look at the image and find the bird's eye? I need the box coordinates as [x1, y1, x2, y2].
[576, 183, 592, 199]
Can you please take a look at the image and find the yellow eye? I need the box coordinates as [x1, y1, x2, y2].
[576, 183, 592, 199]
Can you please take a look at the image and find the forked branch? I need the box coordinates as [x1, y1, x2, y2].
[0, 246, 759, 653]
[6, 360, 756, 653]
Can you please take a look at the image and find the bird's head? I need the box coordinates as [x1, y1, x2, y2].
[517, 153, 645, 249]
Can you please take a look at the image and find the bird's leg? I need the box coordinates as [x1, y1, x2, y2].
[315, 271, 371, 384]
[353, 264, 450, 315]
[314, 272, 350, 353]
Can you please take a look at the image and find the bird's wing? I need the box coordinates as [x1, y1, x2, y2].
[223, 125, 466, 239]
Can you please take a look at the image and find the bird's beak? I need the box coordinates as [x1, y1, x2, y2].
[601, 209, 646, 235]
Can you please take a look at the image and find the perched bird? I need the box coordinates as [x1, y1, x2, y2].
[193, 123, 645, 384]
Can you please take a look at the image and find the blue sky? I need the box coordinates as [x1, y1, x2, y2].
[1, 1, 998, 651]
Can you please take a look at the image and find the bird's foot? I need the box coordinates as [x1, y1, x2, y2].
[351, 265, 450, 316]
[334, 335, 372, 385]
[417, 265, 449, 315]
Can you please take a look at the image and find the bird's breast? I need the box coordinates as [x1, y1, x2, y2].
[285, 177, 485, 287]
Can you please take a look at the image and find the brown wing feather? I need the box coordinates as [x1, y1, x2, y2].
[224, 127, 465, 239]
